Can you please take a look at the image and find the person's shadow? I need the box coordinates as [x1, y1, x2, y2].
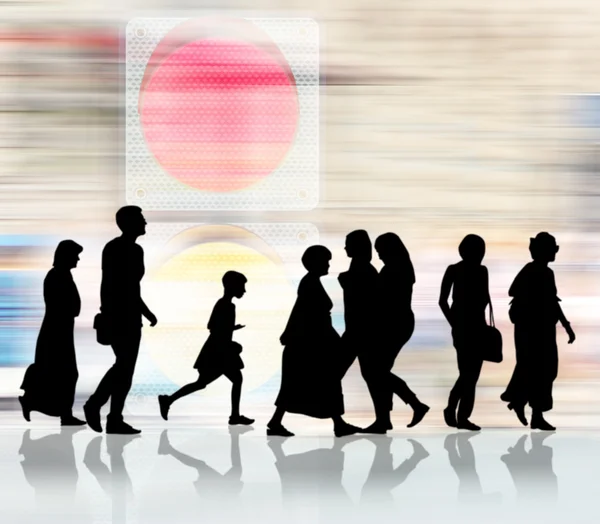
[444, 433, 501, 505]
[360, 437, 430, 508]
[157, 426, 251, 509]
[18, 427, 87, 522]
[501, 433, 558, 505]
[267, 436, 358, 520]
[83, 434, 140, 524]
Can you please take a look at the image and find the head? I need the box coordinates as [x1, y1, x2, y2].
[529, 232, 559, 263]
[458, 234, 486, 265]
[222, 271, 247, 298]
[344, 230, 372, 262]
[301, 245, 332, 276]
[116, 206, 146, 238]
[53, 240, 83, 270]
[375, 232, 415, 282]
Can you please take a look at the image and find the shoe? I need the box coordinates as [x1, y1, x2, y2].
[443, 407, 457, 428]
[158, 395, 170, 421]
[267, 424, 294, 437]
[334, 422, 362, 438]
[61, 415, 87, 427]
[407, 438, 430, 461]
[456, 419, 481, 431]
[158, 430, 170, 455]
[229, 415, 254, 426]
[360, 422, 388, 435]
[407, 403, 430, 428]
[106, 420, 141, 435]
[84, 403, 102, 433]
[19, 397, 31, 423]
[508, 403, 528, 427]
[84, 436, 103, 466]
[531, 417, 556, 431]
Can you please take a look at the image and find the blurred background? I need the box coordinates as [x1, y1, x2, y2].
[1, 0, 600, 428]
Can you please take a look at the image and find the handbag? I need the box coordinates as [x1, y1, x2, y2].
[482, 304, 503, 363]
[93, 312, 112, 346]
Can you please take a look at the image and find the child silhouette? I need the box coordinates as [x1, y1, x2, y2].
[158, 271, 254, 426]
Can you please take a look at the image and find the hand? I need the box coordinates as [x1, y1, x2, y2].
[565, 323, 576, 344]
[279, 335, 288, 346]
[234, 324, 245, 330]
[146, 311, 158, 327]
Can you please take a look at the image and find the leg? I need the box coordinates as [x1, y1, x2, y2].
[61, 368, 85, 426]
[456, 352, 483, 429]
[107, 330, 142, 423]
[224, 369, 254, 425]
[267, 407, 294, 437]
[159, 370, 220, 421]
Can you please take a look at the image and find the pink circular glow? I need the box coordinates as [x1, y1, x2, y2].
[140, 38, 299, 192]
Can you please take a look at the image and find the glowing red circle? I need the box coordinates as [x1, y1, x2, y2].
[140, 38, 299, 192]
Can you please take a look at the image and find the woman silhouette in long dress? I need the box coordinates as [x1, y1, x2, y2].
[267, 245, 361, 437]
[501, 233, 575, 430]
[368, 233, 429, 432]
[19, 240, 86, 426]
[439, 234, 491, 431]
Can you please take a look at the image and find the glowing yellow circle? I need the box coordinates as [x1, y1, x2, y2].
[144, 239, 295, 396]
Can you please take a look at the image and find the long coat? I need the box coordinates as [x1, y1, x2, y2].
[21, 268, 81, 417]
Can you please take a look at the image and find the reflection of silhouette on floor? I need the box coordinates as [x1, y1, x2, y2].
[20, 240, 86, 426]
[157, 427, 250, 507]
[268, 245, 360, 437]
[361, 437, 429, 508]
[19, 427, 86, 520]
[444, 433, 500, 505]
[501, 433, 558, 504]
[502, 233, 576, 431]
[267, 437, 356, 520]
[85, 206, 157, 435]
[440, 235, 492, 431]
[84, 433, 140, 524]
[159, 271, 254, 427]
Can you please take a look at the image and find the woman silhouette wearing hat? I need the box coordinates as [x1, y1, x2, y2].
[501, 233, 575, 431]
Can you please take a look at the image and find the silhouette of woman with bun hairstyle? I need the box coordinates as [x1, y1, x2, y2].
[439, 234, 491, 431]
[19, 240, 86, 426]
[501, 233, 575, 431]
[267, 245, 361, 437]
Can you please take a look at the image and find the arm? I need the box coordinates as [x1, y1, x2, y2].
[438, 266, 454, 325]
[556, 303, 575, 343]
[141, 299, 157, 326]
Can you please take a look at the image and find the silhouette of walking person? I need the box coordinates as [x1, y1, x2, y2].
[501, 433, 558, 504]
[338, 231, 381, 418]
[267, 245, 360, 437]
[158, 271, 254, 426]
[19, 240, 86, 426]
[157, 427, 250, 507]
[362, 233, 430, 434]
[84, 206, 157, 435]
[439, 235, 491, 431]
[19, 427, 86, 520]
[361, 437, 430, 508]
[501, 233, 575, 431]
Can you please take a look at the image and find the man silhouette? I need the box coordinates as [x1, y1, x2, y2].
[84, 206, 157, 435]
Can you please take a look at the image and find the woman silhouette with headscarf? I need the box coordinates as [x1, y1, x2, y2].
[267, 245, 361, 437]
[19, 240, 86, 426]
[501, 233, 575, 430]
[439, 234, 491, 431]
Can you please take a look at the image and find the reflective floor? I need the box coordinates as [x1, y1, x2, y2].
[1, 412, 600, 523]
